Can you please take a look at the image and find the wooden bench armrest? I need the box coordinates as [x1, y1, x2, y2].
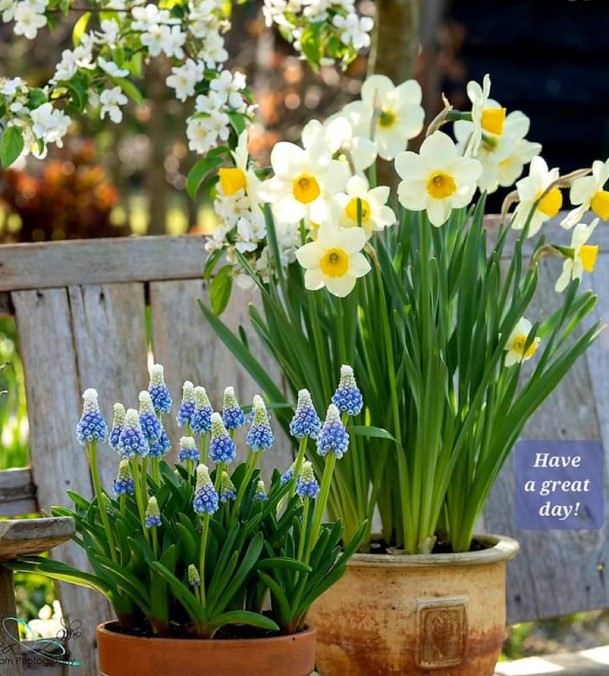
[0, 517, 74, 562]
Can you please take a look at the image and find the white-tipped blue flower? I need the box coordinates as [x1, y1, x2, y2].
[317, 404, 350, 459]
[117, 408, 149, 458]
[113, 459, 135, 496]
[245, 395, 275, 452]
[176, 380, 196, 428]
[76, 389, 108, 445]
[209, 412, 237, 464]
[222, 386, 245, 430]
[280, 463, 295, 485]
[178, 436, 200, 463]
[331, 365, 363, 416]
[289, 389, 322, 439]
[102, 493, 117, 519]
[188, 564, 201, 587]
[148, 423, 171, 458]
[191, 386, 213, 435]
[139, 391, 162, 443]
[296, 461, 320, 499]
[148, 363, 172, 414]
[219, 471, 237, 503]
[145, 496, 162, 528]
[109, 403, 126, 451]
[193, 464, 219, 514]
[253, 478, 268, 502]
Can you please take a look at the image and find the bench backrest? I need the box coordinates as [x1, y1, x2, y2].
[0, 223, 607, 671]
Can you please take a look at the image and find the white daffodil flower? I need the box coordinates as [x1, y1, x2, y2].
[295, 222, 371, 297]
[562, 159, 609, 229]
[395, 131, 482, 227]
[511, 156, 562, 237]
[555, 219, 599, 292]
[334, 175, 396, 237]
[455, 109, 541, 194]
[504, 318, 541, 368]
[258, 141, 349, 224]
[463, 74, 507, 157]
[343, 74, 424, 161]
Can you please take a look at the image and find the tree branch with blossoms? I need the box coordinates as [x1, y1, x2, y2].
[0, 0, 374, 168]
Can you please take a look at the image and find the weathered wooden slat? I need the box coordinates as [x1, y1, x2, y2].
[149, 279, 293, 477]
[0, 517, 74, 562]
[0, 469, 37, 516]
[0, 236, 207, 292]
[484, 254, 609, 624]
[11, 289, 108, 676]
[0, 292, 11, 317]
[68, 283, 149, 490]
[0, 567, 23, 676]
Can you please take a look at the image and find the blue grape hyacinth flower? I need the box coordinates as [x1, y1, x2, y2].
[209, 412, 237, 464]
[148, 363, 172, 414]
[148, 424, 171, 458]
[253, 479, 268, 502]
[117, 408, 149, 458]
[76, 389, 108, 445]
[317, 404, 350, 459]
[289, 389, 322, 439]
[178, 436, 200, 463]
[296, 461, 320, 499]
[280, 463, 295, 485]
[193, 464, 219, 514]
[176, 380, 196, 428]
[191, 386, 213, 435]
[245, 395, 275, 451]
[145, 496, 162, 528]
[219, 471, 237, 503]
[139, 391, 162, 443]
[113, 459, 135, 496]
[109, 403, 126, 451]
[331, 364, 364, 417]
[188, 564, 201, 587]
[222, 386, 245, 430]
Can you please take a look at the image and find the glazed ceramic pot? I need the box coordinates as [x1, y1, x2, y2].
[96, 622, 316, 676]
[307, 534, 519, 676]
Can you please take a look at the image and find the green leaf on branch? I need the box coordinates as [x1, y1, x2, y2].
[227, 112, 247, 137]
[72, 11, 91, 46]
[186, 154, 225, 199]
[1, 126, 24, 168]
[210, 265, 234, 316]
[27, 88, 47, 109]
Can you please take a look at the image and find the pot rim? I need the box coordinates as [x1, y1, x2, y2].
[96, 621, 316, 647]
[349, 534, 519, 568]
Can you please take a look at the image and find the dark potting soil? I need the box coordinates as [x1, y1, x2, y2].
[369, 537, 488, 555]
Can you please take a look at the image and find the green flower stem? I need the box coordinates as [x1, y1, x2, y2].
[151, 526, 158, 558]
[86, 441, 118, 563]
[304, 452, 337, 563]
[198, 513, 211, 608]
[151, 458, 161, 486]
[130, 458, 149, 542]
[289, 437, 308, 494]
[200, 433, 209, 466]
[231, 451, 259, 523]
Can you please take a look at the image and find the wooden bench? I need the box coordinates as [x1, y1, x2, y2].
[0, 222, 607, 674]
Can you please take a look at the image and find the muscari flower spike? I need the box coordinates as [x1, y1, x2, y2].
[139, 391, 162, 443]
[296, 461, 320, 499]
[148, 423, 171, 458]
[117, 408, 149, 459]
[148, 363, 172, 414]
[219, 471, 237, 503]
[178, 436, 200, 463]
[289, 389, 322, 439]
[188, 564, 201, 587]
[76, 388, 108, 445]
[193, 464, 219, 514]
[253, 478, 268, 502]
[209, 412, 237, 464]
[113, 459, 135, 496]
[145, 496, 162, 528]
[109, 403, 126, 451]
[317, 403, 350, 459]
[222, 386, 246, 430]
[191, 386, 213, 435]
[176, 380, 196, 428]
[245, 395, 275, 452]
[102, 494, 117, 519]
[332, 364, 363, 417]
[280, 462, 295, 485]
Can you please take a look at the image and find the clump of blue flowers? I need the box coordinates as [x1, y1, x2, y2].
[246, 395, 275, 451]
[191, 386, 213, 435]
[148, 363, 172, 414]
[296, 461, 320, 499]
[117, 409, 149, 458]
[209, 413, 237, 464]
[317, 404, 350, 459]
[219, 471, 237, 503]
[331, 365, 363, 417]
[76, 389, 108, 445]
[113, 459, 135, 496]
[139, 391, 162, 443]
[222, 386, 245, 430]
[193, 464, 219, 514]
[109, 403, 125, 451]
[145, 496, 162, 529]
[289, 389, 321, 439]
[176, 380, 196, 428]
[178, 436, 200, 463]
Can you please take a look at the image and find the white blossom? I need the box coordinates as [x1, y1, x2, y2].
[100, 86, 128, 123]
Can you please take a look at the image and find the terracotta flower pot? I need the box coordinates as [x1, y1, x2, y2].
[307, 534, 519, 676]
[96, 622, 316, 676]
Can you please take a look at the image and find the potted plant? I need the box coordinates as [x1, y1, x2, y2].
[8, 365, 365, 676]
[198, 74, 603, 674]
